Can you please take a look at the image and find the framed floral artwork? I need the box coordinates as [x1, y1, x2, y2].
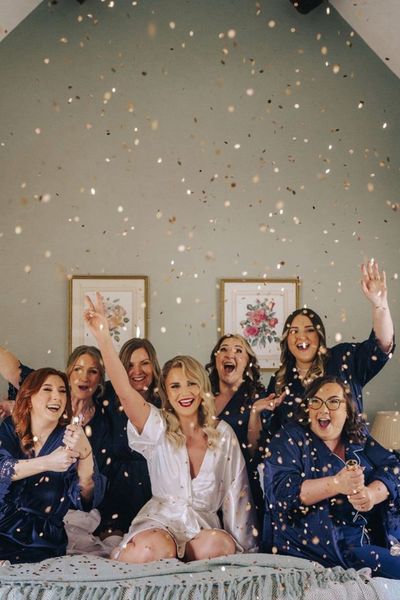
[220, 278, 300, 370]
[69, 276, 148, 353]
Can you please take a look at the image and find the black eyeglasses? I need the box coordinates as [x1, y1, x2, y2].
[307, 397, 345, 411]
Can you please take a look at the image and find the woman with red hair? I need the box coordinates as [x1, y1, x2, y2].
[0, 368, 105, 563]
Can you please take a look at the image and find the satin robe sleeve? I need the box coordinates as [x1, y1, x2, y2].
[220, 423, 259, 552]
[264, 426, 307, 513]
[67, 456, 106, 512]
[331, 330, 394, 389]
[0, 418, 20, 503]
[126, 404, 166, 460]
[364, 436, 400, 503]
[7, 362, 34, 401]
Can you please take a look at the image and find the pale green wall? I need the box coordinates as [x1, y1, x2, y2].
[1, 0, 399, 421]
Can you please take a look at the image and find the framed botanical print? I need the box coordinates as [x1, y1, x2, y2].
[220, 278, 300, 370]
[69, 276, 148, 353]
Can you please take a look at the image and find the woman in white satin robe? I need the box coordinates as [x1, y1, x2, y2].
[119, 403, 257, 558]
[85, 293, 258, 563]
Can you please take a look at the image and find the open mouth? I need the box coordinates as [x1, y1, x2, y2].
[223, 361, 235, 374]
[317, 418, 331, 429]
[78, 384, 92, 392]
[131, 375, 146, 382]
[47, 404, 61, 413]
[296, 342, 310, 350]
[178, 398, 194, 408]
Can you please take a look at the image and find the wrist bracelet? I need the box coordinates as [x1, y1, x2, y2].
[80, 449, 93, 460]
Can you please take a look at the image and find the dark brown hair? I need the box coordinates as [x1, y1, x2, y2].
[274, 308, 329, 394]
[298, 375, 367, 443]
[12, 368, 72, 456]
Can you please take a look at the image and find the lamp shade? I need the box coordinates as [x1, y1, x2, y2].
[371, 411, 400, 450]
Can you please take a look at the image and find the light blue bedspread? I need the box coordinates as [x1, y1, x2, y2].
[1, 553, 399, 599]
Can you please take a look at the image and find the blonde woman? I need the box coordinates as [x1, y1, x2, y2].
[85, 293, 258, 563]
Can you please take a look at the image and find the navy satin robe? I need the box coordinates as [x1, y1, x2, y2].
[263, 422, 400, 569]
[262, 330, 393, 439]
[0, 417, 105, 563]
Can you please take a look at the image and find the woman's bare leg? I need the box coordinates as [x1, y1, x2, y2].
[112, 528, 177, 564]
[185, 529, 236, 561]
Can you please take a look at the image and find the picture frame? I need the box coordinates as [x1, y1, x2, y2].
[220, 278, 300, 370]
[69, 276, 148, 353]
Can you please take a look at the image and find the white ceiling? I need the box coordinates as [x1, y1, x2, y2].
[0, 0, 399, 80]
[330, 0, 400, 79]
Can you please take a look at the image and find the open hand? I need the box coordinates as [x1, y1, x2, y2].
[361, 259, 388, 307]
[252, 391, 286, 414]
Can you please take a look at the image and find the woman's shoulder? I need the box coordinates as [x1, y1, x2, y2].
[270, 421, 310, 445]
[0, 415, 16, 436]
[215, 418, 239, 440]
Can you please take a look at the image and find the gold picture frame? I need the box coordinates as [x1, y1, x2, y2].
[220, 278, 300, 370]
[69, 275, 148, 353]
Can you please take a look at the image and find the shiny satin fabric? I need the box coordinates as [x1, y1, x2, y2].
[116, 405, 259, 558]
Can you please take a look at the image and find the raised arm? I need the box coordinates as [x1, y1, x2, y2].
[361, 259, 394, 353]
[84, 293, 150, 432]
[247, 391, 285, 457]
[0, 346, 22, 389]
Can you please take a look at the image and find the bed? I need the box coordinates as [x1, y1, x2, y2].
[1, 553, 400, 600]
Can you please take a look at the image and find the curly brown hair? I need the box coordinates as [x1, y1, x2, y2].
[297, 375, 367, 444]
[206, 333, 265, 399]
[12, 368, 72, 456]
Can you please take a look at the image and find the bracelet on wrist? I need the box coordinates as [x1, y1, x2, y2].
[80, 448, 93, 460]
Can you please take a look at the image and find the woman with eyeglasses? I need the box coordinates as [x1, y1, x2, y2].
[261, 260, 394, 440]
[263, 375, 400, 579]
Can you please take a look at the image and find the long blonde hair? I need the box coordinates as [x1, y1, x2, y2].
[159, 355, 219, 448]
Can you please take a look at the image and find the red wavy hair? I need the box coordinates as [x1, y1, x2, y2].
[12, 368, 72, 456]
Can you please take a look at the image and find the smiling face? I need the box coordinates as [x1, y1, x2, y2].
[215, 337, 249, 390]
[30, 374, 68, 423]
[287, 314, 320, 367]
[68, 353, 101, 402]
[308, 382, 348, 446]
[127, 347, 154, 395]
[164, 366, 202, 420]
